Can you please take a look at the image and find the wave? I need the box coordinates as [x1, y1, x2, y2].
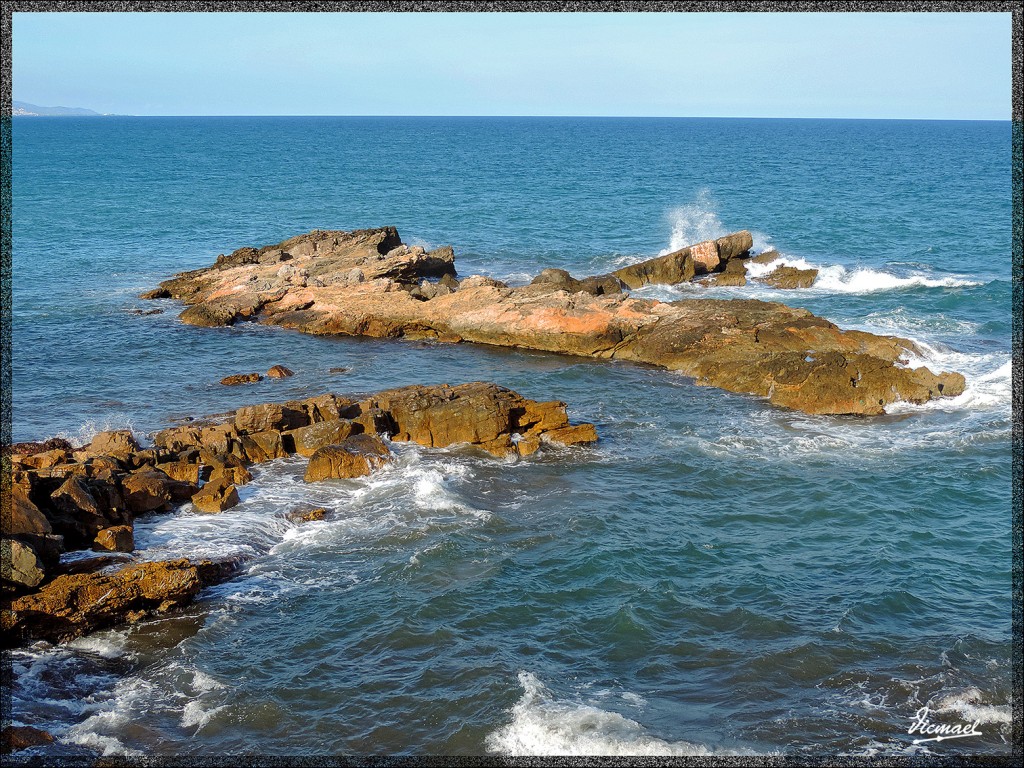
[743, 256, 981, 294]
[659, 190, 773, 256]
[885, 349, 1011, 415]
[485, 671, 756, 756]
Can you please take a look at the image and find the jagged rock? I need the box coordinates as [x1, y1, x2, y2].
[579, 274, 625, 296]
[286, 419, 362, 457]
[237, 430, 288, 463]
[157, 460, 202, 484]
[1, 725, 55, 753]
[8, 487, 53, 537]
[755, 265, 818, 289]
[748, 249, 780, 264]
[220, 372, 262, 386]
[87, 430, 140, 458]
[54, 553, 133, 576]
[18, 448, 69, 469]
[304, 435, 392, 481]
[93, 525, 135, 553]
[267, 364, 295, 378]
[139, 287, 171, 299]
[122, 468, 196, 514]
[2, 538, 46, 591]
[4, 438, 74, 457]
[208, 465, 253, 487]
[234, 402, 309, 433]
[1, 557, 240, 646]
[191, 479, 240, 513]
[140, 222, 957, 415]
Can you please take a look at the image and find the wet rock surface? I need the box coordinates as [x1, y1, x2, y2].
[2, 381, 596, 647]
[146, 227, 965, 415]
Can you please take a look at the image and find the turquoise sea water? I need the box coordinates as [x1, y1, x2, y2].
[7, 117, 1014, 757]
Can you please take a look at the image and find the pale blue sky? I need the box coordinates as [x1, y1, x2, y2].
[12, 11, 1012, 119]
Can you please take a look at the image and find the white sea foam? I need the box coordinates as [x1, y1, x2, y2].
[933, 688, 1013, 725]
[658, 190, 772, 256]
[64, 677, 153, 757]
[485, 672, 754, 756]
[743, 255, 981, 294]
[885, 348, 1011, 415]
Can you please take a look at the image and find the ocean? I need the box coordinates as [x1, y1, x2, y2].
[7, 116, 1013, 757]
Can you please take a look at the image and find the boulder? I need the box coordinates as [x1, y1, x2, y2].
[182, 304, 242, 327]
[531, 268, 582, 294]
[191, 479, 240, 513]
[7, 487, 53, 537]
[748, 249, 781, 264]
[702, 258, 747, 287]
[1, 725, 55, 753]
[87, 430, 140, 458]
[1, 557, 240, 646]
[304, 435, 392, 482]
[286, 419, 362, 457]
[208, 465, 253, 487]
[237, 430, 289, 463]
[4, 437, 74, 456]
[715, 231, 754, 261]
[689, 240, 720, 274]
[234, 402, 309, 433]
[122, 468, 196, 514]
[756, 266, 818, 289]
[1, 538, 47, 591]
[267, 364, 295, 378]
[139, 287, 171, 299]
[93, 525, 135, 553]
[220, 372, 262, 386]
[612, 246, 694, 288]
[578, 274, 625, 296]
[18, 448, 69, 469]
[157, 460, 202, 484]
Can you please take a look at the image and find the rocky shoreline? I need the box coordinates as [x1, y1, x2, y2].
[2, 382, 597, 656]
[142, 227, 965, 416]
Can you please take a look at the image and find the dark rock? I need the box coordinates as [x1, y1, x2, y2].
[2, 725, 55, 753]
[1, 538, 47, 591]
[139, 287, 171, 299]
[756, 266, 818, 289]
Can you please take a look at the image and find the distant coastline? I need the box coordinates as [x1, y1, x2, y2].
[11, 100, 117, 117]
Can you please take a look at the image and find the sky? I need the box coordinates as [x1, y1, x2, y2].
[12, 11, 1013, 119]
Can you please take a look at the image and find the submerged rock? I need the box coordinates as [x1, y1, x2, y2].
[755, 265, 819, 289]
[146, 227, 963, 415]
[221, 372, 262, 386]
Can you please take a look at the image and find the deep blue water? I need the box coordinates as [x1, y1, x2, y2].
[8, 117, 1013, 757]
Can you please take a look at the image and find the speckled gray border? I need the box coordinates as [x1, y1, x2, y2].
[0, 2, 1021, 765]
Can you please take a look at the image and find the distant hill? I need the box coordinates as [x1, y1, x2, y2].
[11, 100, 109, 117]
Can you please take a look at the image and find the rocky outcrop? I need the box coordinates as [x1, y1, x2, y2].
[145, 227, 964, 416]
[755, 264, 819, 289]
[1, 558, 240, 647]
[267, 364, 295, 378]
[221, 372, 262, 386]
[2, 725, 55, 753]
[3, 380, 594, 645]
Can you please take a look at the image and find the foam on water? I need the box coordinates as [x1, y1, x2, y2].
[658, 190, 773, 256]
[485, 672, 754, 757]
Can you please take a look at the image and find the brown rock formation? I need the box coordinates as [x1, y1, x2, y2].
[221, 372, 262, 386]
[1, 558, 240, 647]
[191, 479, 240, 513]
[2, 725, 55, 753]
[93, 525, 135, 553]
[145, 227, 964, 415]
[304, 435, 392, 481]
[755, 265, 819, 289]
[267, 364, 295, 378]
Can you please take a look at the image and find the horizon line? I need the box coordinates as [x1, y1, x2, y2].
[9, 113, 1012, 122]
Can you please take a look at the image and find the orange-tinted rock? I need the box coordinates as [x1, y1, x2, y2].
[122, 468, 192, 513]
[147, 227, 965, 414]
[1, 725, 54, 753]
[286, 419, 362, 457]
[1, 557, 239, 646]
[234, 402, 309, 433]
[690, 240, 720, 274]
[93, 525, 135, 553]
[87, 430, 140, 458]
[304, 435, 392, 481]
[541, 423, 600, 447]
[266, 364, 295, 378]
[702, 258, 747, 287]
[157, 460, 202, 484]
[220, 372, 262, 386]
[191, 479, 240, 513]
[237, 430, 289, 463]
[7, 487, 53, 537]
[209, 465, 253, 487]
